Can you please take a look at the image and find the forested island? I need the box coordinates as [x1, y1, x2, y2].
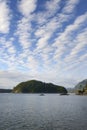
[12, 80, 67, 94]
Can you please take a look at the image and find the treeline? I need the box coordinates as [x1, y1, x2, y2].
[0, 89, 12, 93]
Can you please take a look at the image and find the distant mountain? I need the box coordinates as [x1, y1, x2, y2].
[67, 88, 75, 93]
[13, 80, 67, 94]
[75, 79, 87, 90]
[0, 89, 12, 93]
[75, 79, 87, 95]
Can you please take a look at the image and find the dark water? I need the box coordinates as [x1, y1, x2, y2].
[0, 94, 87, 130]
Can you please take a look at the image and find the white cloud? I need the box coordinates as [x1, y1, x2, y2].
[16, 0, 37, 49]
[0, 37, 18, 70]
[35, 0, 61, 25]
[16, 17, 32, 49]
[52, 12, 87, 62]
[0, 0, 11, 33]
[0, 0, 87, 89]
[18, 0, 37, 17]
[0, 69, 78, 88]
[36, 35, 50, 50]
[45, 0, 61, 17]
[0, 70, 34, 88]
[64, 27, 87, 63]
[63, 0, 80, 14]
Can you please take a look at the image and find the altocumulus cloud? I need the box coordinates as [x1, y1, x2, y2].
[0, 0, 87, 89]
[0, 0, 11, 33]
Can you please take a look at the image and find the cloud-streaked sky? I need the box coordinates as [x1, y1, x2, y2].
[0, 0, 87, 89]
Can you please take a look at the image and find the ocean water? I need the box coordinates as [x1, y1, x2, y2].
[0, 94, 87, 130]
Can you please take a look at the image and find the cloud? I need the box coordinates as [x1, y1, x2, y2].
[18, 0, 37, 17]
[62, 0, 80, 14]
[0, 70, 34, 88]
[35, 0, 61, 25]
[45, 0, 61, 17]
[64, 24, 87, 64]
[0, 0, 87, 89]
[33, 0, 80, 67]
[52, 12, 87, 62]
[0, 69, 78, 89]
[16, 0, 37, 49]
[16, 17, 32, 49]
[0, 0, 11, 33]
[0, 37, 18, 70]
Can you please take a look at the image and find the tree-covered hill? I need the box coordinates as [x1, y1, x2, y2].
[13, 80, 67, 94]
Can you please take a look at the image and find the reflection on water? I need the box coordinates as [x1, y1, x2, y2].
[0, 94, 87, 130]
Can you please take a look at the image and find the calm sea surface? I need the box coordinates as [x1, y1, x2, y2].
[0, 94, 87, 130]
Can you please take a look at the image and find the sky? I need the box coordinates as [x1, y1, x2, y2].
[0, 0, 87, 89]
